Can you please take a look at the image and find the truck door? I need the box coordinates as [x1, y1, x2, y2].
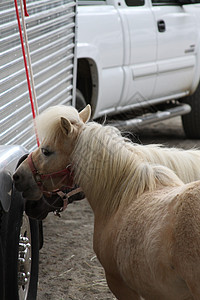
[151, 0, 198, 99]
[118, 0, 157, 108]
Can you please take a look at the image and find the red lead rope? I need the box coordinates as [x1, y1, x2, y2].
[23, 0, 29, 16]
[14, 0, 40, 147]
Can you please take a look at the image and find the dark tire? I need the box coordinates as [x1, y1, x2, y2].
[26, 218, 39, 300]
[0, 231, 5, 300]
[4, 186, 39, 300]
[76, 89, 87, 111]
[181, 82, 200, 139]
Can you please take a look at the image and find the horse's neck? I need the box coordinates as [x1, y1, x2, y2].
[72, 125, 142, 215]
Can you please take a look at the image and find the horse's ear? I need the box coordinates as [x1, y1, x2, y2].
[79, 104, 91, 123]
[60, 117, 72, 135]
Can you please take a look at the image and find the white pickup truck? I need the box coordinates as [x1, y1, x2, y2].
[76, 0, 200, 138]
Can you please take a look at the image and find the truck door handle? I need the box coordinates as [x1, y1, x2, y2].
[157, 20, 166, 32]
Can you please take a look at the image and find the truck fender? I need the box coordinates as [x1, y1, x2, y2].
[77, 42, 101, 63]
[77, 43, 101, 115]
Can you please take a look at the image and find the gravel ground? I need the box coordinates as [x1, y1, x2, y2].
[37, 116, 200, 300]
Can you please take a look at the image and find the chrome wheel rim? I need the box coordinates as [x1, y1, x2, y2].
[18, 213, 32, 299]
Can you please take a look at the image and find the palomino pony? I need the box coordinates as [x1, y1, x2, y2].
[13, 105, 200, 300]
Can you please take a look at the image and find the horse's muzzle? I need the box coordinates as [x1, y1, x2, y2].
[13, 154, 43, 200]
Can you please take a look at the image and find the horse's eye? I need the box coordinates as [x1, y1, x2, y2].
[41, 148, 52, 157]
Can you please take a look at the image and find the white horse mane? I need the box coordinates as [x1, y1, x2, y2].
[125, 143, 200, 184]
[72, 122, 182, 213]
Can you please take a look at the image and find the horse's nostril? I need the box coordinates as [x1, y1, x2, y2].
[13, 173, 20, 182]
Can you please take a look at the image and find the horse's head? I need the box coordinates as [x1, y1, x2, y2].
[13, 105, 91, 201]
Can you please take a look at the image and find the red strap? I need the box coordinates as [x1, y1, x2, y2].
[23, 0, 29, 17]
[40, 166, 74, 188]
[14, 0, 40, 146]
[56, 187, 83, 211]
[27, 153, 74, 188]
[40, 167, 72, 179]
[27, 153, 37, 175]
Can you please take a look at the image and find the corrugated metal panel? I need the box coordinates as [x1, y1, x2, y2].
[1, 0, 77, 150]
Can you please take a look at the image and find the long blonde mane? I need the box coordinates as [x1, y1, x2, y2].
[72, 122, 182, 214]
[126, 143, 200, 184]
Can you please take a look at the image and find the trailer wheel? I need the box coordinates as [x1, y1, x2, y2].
[4, 187, 39, 300]
[181, 82, 200, 139]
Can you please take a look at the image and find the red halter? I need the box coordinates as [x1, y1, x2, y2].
[27, 153, 74, 191]
[26, 153, 84, 215]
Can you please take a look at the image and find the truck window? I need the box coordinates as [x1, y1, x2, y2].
[152, 0, 200, 4]
[151, 0, 179, 4]
[125, 0, 145, 6]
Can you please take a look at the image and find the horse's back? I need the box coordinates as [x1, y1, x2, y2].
[173, 180, 200, 249]
[172, 180, 200, 299]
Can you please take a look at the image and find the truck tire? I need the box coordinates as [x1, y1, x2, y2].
[181, 82, 200, 139]
[76, 89, 87, 111]
[4, 186, 39, 300]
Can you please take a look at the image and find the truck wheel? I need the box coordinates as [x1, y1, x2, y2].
[76, 89, 86, 111]
[181, 82, 200, 139]
[5, 187, 39, 300]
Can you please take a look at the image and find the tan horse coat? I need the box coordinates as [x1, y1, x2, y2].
[92, 183, 200, 300]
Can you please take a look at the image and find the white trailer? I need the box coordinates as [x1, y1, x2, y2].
[0, 0, 77, 299]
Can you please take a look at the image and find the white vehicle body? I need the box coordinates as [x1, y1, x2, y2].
[76, 0, 200, 138]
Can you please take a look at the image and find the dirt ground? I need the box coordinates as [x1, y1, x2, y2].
[37, 116, 200, 300]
